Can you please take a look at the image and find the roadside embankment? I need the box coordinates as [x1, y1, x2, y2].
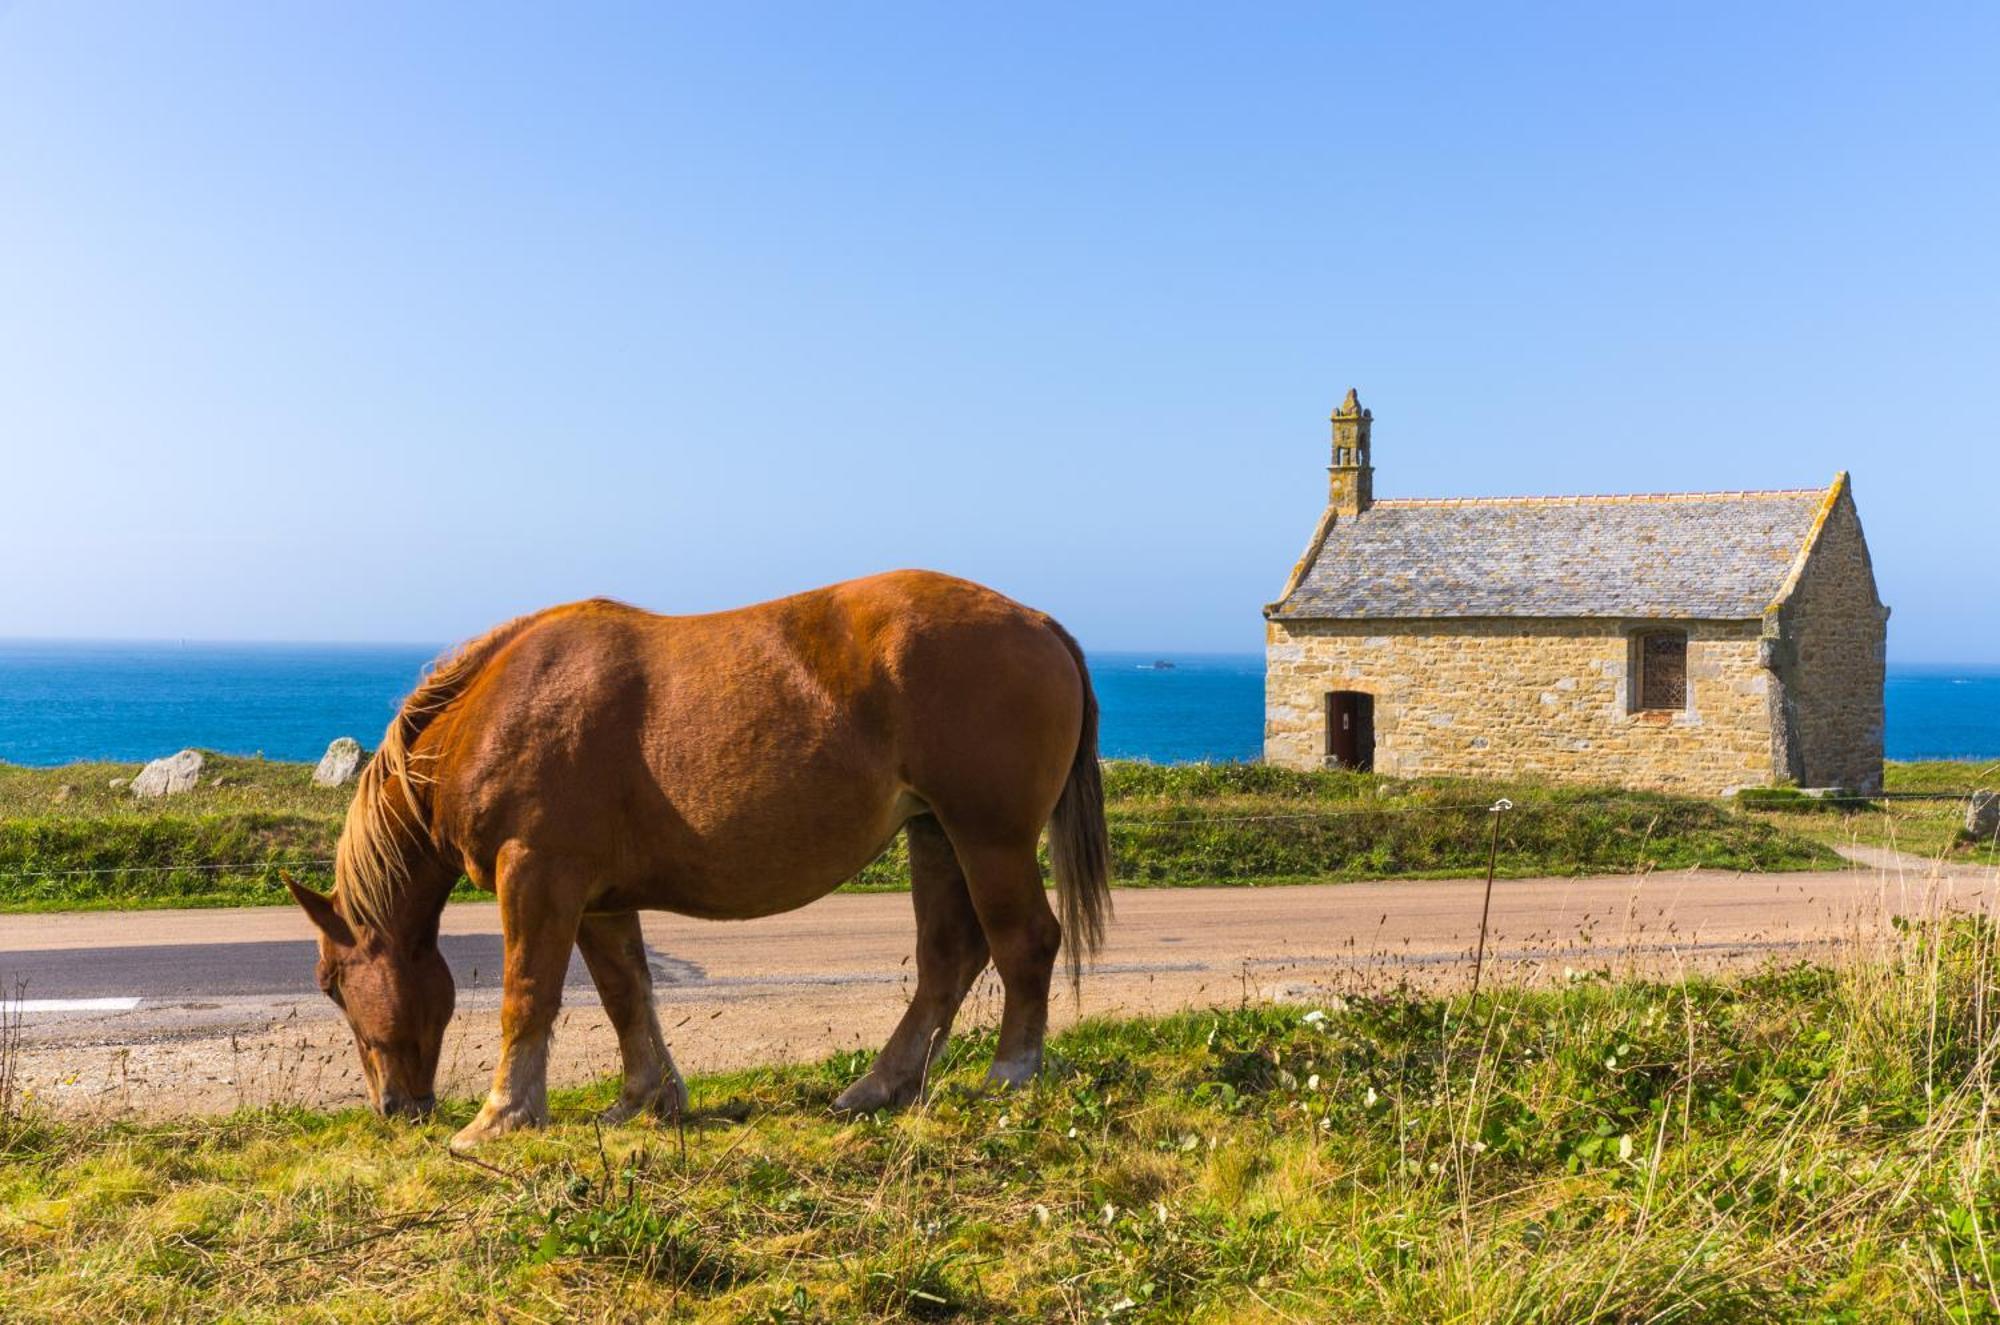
[0, 757, 1847, 912]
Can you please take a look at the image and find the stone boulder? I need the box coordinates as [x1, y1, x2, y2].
[131, 749, 204, 798]
[1967, 790, 2000, 841]
[312, 737, 365, 788]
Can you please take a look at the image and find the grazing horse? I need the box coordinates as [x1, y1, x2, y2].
[285, 570, 1109, 1150]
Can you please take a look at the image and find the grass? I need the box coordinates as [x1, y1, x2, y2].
[0, 758, 1844, 912]
[1749, 760, 2000, 868]
[8, 916, 2000, 1321]
[0, 756, 366, 912]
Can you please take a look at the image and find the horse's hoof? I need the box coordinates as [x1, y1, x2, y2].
[599, 1078, 687, 1126]
[984, 1056, 1041, 1091]
[832, 1075, 913, 1115]
[448, 1121, 498, 1152]
[449, 1101, 543, 1151]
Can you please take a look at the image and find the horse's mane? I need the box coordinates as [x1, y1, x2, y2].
[335, 612, 542, 929]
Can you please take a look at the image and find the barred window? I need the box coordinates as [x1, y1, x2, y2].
[1635, 632, 1687, 712]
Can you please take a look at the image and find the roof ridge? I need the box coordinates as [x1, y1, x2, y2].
[1371, 488, 1823, 509]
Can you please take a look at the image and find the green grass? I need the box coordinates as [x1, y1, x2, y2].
[8, 918, 2000, 1321]
[0, 757, 1846, 912]
[0, 756, 364, 911]
[1749, 760, 2000, 868]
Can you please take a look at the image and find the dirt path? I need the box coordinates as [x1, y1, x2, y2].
[7, 855, 1992, 1118]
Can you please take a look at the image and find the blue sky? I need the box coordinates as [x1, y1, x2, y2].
[1, 4, 1993, 658]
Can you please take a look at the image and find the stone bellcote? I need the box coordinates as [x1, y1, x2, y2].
[1328, 387, 1373, 517]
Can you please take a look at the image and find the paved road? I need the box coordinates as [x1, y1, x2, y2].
[5, 850, 1990, 1116]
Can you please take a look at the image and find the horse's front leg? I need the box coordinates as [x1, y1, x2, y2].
[451, 844, 585, 1151]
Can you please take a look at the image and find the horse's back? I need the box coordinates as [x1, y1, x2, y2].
[430, 573, 1086, 913]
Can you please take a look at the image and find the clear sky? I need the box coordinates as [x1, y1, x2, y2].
[1, 4, 1993, 659]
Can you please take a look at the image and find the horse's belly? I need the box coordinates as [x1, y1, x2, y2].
[595, 785, 922, 920]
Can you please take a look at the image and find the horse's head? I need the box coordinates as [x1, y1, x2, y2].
[286, 875, 455, 1119]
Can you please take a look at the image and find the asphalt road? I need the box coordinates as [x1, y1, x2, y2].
[0, 933, 593, 1003]
[4, 849, 1990, 1116]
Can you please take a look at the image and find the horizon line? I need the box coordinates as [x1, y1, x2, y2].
[0, 636, 1996, 669]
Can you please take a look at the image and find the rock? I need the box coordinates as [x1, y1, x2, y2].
[1967, 790, 2000, 840]
[312, 737, 365, 788]
[131, 749, 204, 798]
[54, 783, 75, 801]
[107, 777, 127, 789]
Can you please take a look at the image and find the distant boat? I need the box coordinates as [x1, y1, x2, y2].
[1148, 659, 1176, 671]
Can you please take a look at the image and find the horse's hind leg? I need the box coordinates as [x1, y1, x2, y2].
[833, 816, 990, 1113]
[576, 911, 688, 1124]
[952, 836, 1062, 1089]
[451, 843, 585, 1151]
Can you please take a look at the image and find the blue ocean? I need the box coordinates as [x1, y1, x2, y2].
[0, 643, 1995, 767]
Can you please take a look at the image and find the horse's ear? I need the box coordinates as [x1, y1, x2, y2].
[284, 872, 354, 947]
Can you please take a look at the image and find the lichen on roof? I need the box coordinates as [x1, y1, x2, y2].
[1269, 483, 1841, 621]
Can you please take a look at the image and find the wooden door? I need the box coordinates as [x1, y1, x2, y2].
[1326, 691, 1374, 771]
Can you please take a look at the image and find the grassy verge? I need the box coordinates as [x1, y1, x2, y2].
[8, 920, 2000, 1320]
[0, 758, 1843, 912]
[0, 756, 363, 912]
[1747, 760, 2000, 868]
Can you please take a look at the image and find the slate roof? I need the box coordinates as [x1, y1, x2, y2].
[1269, 484, 1841, 621]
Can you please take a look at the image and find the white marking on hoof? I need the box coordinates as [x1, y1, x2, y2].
[985, 1054, 1041, 1090]
[449, 1097, 546, 1150]
[833, 1073, 915, 1114]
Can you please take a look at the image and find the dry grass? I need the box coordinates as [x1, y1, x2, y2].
[6, 901, 2000, 1321]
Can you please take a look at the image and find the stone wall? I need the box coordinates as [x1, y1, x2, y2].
[1771, 485, 1887, 793]
[1265, 617, 1776, 795]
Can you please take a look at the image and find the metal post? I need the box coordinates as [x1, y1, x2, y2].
[1470, 799, 1512, 999]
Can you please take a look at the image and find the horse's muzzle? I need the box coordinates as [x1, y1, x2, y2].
[378, 1092, 437, 1120]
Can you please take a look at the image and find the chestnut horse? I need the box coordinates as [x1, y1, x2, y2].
[285, 570, 1109, 1149]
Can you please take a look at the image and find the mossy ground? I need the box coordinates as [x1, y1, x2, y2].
[0, 758, 1847, 912]
[7, 918, 2000, 1321]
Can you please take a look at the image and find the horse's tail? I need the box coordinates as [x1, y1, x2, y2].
[1045, 619, 1111, 991]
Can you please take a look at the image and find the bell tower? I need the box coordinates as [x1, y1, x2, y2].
[1328, 387, 1373, 517]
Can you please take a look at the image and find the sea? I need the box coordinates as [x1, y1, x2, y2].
[0, 643, 1995, 768]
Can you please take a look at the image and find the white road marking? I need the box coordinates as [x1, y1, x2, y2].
[5, 996, 142, 1014]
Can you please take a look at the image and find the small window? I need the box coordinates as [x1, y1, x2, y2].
[1634, 631, 1688, 711]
